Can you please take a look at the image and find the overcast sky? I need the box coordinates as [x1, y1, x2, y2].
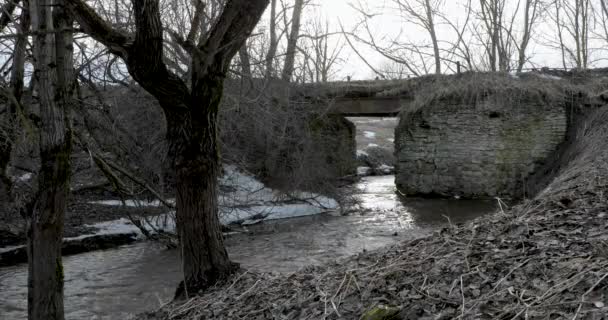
[303, 0, 608, 80]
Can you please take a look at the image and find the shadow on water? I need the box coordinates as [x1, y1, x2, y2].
[0, 175, 497, 320]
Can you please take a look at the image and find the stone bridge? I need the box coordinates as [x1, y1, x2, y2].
[301, 72, 606, 199]
[298, 79, 414, 116]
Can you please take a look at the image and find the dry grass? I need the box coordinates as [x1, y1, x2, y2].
[403, 73, 585, 116]
[138, 93, 608, 320]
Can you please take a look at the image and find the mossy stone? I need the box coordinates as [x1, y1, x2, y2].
[360, 305, 401, 320]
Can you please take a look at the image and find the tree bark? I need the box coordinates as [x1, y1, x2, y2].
[424, 0, 441, 74]
[166, 81, 238, 297]
[281, 0, 304, 81]
[27, 0, 73, 319]
[517, 0, 534, 72]
[264, 0, 277, 79]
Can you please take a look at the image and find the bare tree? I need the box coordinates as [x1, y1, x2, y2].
[26, 0, 74, 318]
[66, 0, 269, 296]
[599, 0, 608, 42]
[551, 0, 592, 69]
[478, 0, 504, 71]
[0, 0, 19, 30]
[517, 0, 544, 71]
[392, 0, 443, 74]
[239, 45, 252, 77]
[281, 0, 304, 81]
[265, 0, 278, 79]
[0, 0, 28, 201]
[297, 18, 344, 82]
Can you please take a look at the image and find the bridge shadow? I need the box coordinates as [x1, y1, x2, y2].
[396, 194, 498, 228]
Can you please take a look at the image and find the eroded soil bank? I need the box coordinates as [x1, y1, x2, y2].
[139, 107, 608, 319]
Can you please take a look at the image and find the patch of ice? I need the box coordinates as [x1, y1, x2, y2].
[356, 150, 368, 157]
[0, 244, 24, 254]
[88, 199, 172, 207]
[16, 173, 32, 182]
[78, 212, 177, 239]
[538, 73, 562, 80]
[363, 131, 376, 138]
[84, 165, 340, 229]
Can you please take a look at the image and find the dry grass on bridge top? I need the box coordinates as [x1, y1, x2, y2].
[300, 69, 608, 104]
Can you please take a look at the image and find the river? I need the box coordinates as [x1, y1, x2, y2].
[0, 176, 496, 319]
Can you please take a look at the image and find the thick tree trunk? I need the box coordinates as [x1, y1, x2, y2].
[168, 79, 237, 298]
[27, 0, 72, 319]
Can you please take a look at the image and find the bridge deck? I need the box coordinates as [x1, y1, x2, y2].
[328, 97, 404, 116]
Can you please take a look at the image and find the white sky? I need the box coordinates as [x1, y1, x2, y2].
[302, 0, 608, 80]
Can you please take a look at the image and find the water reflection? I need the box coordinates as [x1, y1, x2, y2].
[0, 175, 496, 320]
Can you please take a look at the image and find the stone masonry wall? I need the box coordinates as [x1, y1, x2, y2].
[395, 100, 567, 198]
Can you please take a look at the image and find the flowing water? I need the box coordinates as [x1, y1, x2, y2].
[0, 176, 496, 320]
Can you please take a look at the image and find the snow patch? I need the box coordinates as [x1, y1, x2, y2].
[85, 165, 340, 230]
[363, 131, 376, 138]
[537, 73, 562, 80]
[367, 143, 379, 148]
[16, 173, 32, 182]
[356, 150, 369, 157]
[88, 199, 172, 207]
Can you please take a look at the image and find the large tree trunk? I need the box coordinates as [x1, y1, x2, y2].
[27, 0, 72, 318]
[168, 78, 237, 298]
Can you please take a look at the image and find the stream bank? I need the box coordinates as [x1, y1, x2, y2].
[0, 175, 496, 319]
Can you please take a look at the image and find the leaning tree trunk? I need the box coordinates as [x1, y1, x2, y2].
[27, 0, 72, 319]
